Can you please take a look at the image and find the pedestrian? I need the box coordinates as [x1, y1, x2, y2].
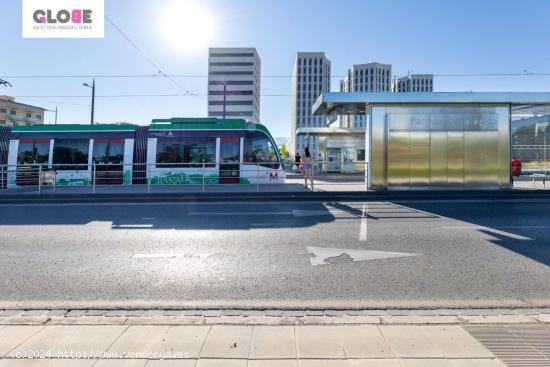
[295, 152, 301, 164]
[316, 153, 324, 174]
[303, 147, 314, 190]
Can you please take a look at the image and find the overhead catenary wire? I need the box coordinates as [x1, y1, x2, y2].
[104, 15, 203, 100]
[3, 72, 550, 79]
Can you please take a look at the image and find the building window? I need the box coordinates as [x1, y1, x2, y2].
[25, 113, 32, 118]
[53, 139, 89, 170]
[9, 110, 16, 116]
[156, 137, 216, 168]
[0, 108, 6, 113]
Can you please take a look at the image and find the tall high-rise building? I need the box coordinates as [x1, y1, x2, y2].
[207, 48, 261, 123]
[289, 52, 331, 155]
[394, 74, 433, 92]
[339, 62, 392, 128]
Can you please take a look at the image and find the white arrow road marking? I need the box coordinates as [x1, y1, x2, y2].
[359, 203, 368, 241]
[302, 246, 421, 266]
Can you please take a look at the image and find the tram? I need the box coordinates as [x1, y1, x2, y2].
[0, 118, 285, 188]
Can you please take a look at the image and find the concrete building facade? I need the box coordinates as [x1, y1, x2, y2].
[0, 96, 45, 126]
[394, 74, 433, 92]
[289, 52, 331, 156]
[339, 62, 392, 128]
[207, 48, 261, 123]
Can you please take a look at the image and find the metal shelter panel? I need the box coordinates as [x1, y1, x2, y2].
[370, 104, 510, 189]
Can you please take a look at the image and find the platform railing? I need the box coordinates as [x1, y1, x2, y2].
[0, 160, 370, 194]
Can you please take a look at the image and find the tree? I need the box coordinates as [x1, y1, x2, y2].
[279, 144, 289, 159]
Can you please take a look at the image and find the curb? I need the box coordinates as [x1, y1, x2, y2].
[2, 189, 550, 204]
[1, 309, 549, 326]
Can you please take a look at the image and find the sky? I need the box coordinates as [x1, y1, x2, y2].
[1, 0, 550, 138]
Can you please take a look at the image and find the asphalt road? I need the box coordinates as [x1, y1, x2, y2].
[1, 199, 550, 309]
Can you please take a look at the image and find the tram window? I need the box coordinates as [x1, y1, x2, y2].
[156, 137, 216, 168]
[53, 139, 89, 170]
[243, 132, 279, 168]
[17, 139, 49, 165]
[93, 139, 124, 164]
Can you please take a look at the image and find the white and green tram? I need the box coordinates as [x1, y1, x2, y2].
[0, 118, 285, 188]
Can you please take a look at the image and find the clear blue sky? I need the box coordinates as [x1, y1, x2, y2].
[2, 0, 550, 138]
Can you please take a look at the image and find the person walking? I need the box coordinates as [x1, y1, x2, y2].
[316, 153, 324, 174]
[303, 147, 314, 190]
[293, 152, 301, 173]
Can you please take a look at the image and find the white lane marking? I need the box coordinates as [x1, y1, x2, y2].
[189, 211, 292, 216]
[443, 226, 532, 240]
[359, 202, 368, 241]
[444, 226, 550, 229]
[133, 253, 210, 259]
[301, 246, 420, 266]
[112, 224, 154, 228]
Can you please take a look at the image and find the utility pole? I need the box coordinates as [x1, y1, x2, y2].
[54, 106, 58, 125]
[83, 79, 95, 125]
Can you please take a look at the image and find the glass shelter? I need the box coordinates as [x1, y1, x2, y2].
[312, 92, 550, 190]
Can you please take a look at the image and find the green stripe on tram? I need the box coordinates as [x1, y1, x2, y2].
[11, 124, 138, 132]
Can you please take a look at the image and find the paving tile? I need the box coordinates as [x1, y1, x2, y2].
[145, 361, 196, 367]
[349, 361, 401, 367]
[265, 310, 283, 317]
[21, 310, 48, 317]
[295, 326, 345, 359]
[345, 310, 366, 316]
[304, 310, 324, 316]
[0, 325, 44, 356]
[250, 326, 296, 359]
[107, 325, 170, 357]
[411, 310, 436, 316]
[203, 310, 223, 317]
[365, 310, 388, 316]
[94, 360, 147, 367]
[156, 326, 209, 358]
[85, 310, 107, 316]
[44, 361, 95, 367]
[400, 360, 453, 367]
[242, 310, 264, 317]
[299, 361, 349, 367]
[424, 326, 493, 358]
[449, 360, 507, 367]
[200, 325, 252, 358]
[13, 325, 127, 356]
[195, 360, 247, 367]
[387, 310, 410, 316]
[248, 361, 298, 367]
[324, 310, 346, 317]
[65, 310, 86, 317]
[283, 310, 304, 317]
[0, 360, 47, 366]
[47, 310, 68, 317]
[223, 310, 242, 316]
[164, 310, 186, 316]
[379, 325, 444, 358]
[338, 325, 394, 358]
[0, 310, 22, 317]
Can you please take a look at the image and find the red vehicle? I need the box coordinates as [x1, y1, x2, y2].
[511, 157, 522, 177]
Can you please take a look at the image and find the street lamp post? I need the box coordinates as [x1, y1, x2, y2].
[83, 79, 95, 125]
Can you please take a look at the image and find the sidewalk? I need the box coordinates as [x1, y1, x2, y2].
[2, 310, 550, 366]
[0, 324, 507, 366]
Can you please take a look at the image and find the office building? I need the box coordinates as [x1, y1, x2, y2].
[207, 47, 261, 123]
[289, 52, 331, 155]
[0, 96, 45, 126]
[394, 74, 433, 92]
[339, 62, 392, 128]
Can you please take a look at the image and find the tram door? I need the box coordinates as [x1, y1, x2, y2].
[92, 139, 124, 185]
[219, 137, 240, 184]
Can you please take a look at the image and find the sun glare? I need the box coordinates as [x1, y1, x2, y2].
[159, 0, 215, 52]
